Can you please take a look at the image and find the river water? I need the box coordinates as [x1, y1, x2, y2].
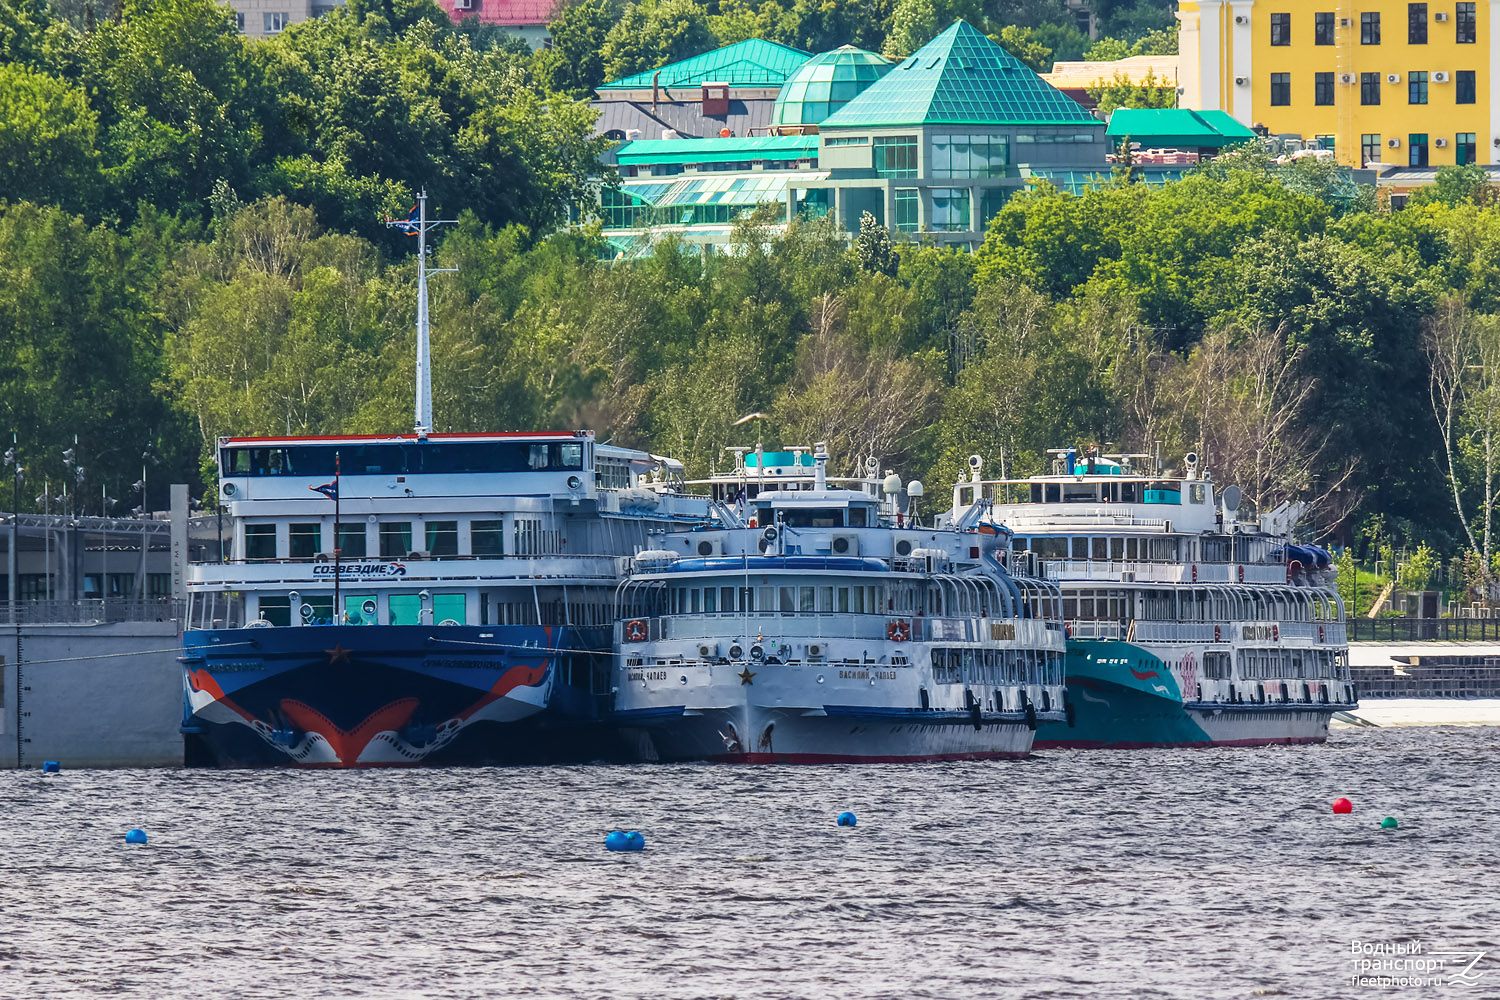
[1, 726, 1495, 1000]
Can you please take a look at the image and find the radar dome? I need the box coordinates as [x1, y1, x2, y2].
[771, 46, 893, 128]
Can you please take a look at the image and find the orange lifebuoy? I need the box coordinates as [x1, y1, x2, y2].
[1213, 625, 1222, 643]
[625, 619, 648, 642]
[888, 620, 911, 643]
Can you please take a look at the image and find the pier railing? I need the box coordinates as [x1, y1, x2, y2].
[1349, 618, 1500, 642]
[0, 599, 185, 625]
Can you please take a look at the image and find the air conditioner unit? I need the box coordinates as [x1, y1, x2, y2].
[697, 643, 719, 658]
[1234, 14, 1247, 24]
[830, 533, 859, 556]
[1435, 10, 1448, 20]
[1234, 76, 1248, 87]
[1494, 137, 1500, 147]
[1388, 138, 1402, 148]
[1435, 137, 1448, 147]
[454, 0, 473, 8]
[807, 643, 826, 660]
[1338, 16, 1350, 26]
[1339, 73, 1354, 84]
[1387, 73, 1401, 83]
[1433, 71, 1450, 82]
[694, 537, 723, 557]
[1120, 571, 1136, 583]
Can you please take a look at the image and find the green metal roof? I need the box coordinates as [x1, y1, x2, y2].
[598, 39, 811, 91]
[615, 135, 819, 167]
[1106, 108, 1258, 148]
[820, 21, 1101, 129]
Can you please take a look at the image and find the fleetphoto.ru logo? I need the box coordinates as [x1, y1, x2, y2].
[1349, 940, 1488, 989]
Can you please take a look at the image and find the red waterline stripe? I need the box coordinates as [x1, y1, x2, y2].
[1033, 736, 1328, 750]
[703, 750, 1032, 764]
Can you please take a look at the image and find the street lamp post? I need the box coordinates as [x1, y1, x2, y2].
[4, 434, 21, 623]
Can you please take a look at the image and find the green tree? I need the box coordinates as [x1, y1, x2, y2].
[542, 0, 623, 94]
[1087, 68, 1175, 113]
[1398, 541, 1438, 593]
[854, 212, 899, 276]
[0, 63, 99, 213]
[601, 0, 717, 82]
[993, 24, 1051, 71]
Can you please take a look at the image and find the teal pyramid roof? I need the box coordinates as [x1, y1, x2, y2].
[598, 39, 812, 91]
[820, 21, 1101, 129]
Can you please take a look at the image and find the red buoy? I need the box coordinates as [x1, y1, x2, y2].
[1332, 798, 1353, 814]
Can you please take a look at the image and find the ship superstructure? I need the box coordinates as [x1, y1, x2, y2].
[950, 449, 1353, 747]
[611, 445, 1067, 762]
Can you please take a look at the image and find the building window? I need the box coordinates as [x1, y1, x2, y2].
[1315, 72, 1335, 105]
[1270, 12, 1291, 45]
[1456, 2, 1476, 42]
[894, 188, 919, 232]
[823, 136, 868, 147]
[930, 134, 1008, 179]
[1315, 135, 1336, 157]
[1409, 71, 1428, 104]
[263, 11, 289, 33]
[245, 524, 277, 562]
[872, 136, 918, 178]
[1361, 134, 1382, 166]
[1408, 3, 1426, 43]
[1270, 73, 1291, 106]
[426, 520, 458, 557]
[1360, 72, 1382, 104]
[929, 189, 972, 232]
[235, 11, 244, 31]
[1409, 133, 1429, 166]
[1315, 11, 1334, 44]
[1361, 11, 1381, 43]
[1456, 132, 1477, 165]
[1456, 69, 1476, 104]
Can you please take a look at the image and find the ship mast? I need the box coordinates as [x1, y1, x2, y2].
[387, 190, 457, 434]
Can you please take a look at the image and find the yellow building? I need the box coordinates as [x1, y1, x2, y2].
[1178, 1, 1498, 167]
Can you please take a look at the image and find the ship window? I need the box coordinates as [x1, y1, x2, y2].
[783, 508, 843, 527]
[1071, 537, 1089, 560]
[1091, 537, 1108, 560]
[289, 522, 320, 559]
[434, 593, 465, 624]
[758, 586, 774, 610]
[426, 521, 458, 556]
[380, 521, 413, 558]
[704, 588, 716, 612]
[847, 506, 868, 527]
[800, 586, 815, 612]
[780, 586, 796, 612]
[344, 594, 377, 625]
[1044, 484, 1060, 502]
[258, 596, 291, 626]
[336, 523, 366, 558]
[838, 587, 850, 612]
[472, 520, 504, 556]
[1126, 537, 1139, 559]
[691, 588, 701, 613]
[1033, 537, 1068, 559]
[1121, 481, 1138, 502]
[819, 586, 834, 612]
[245, 524, 277, 562]
[1110, 538, 1124, 560]
[721, 586, 736, 611]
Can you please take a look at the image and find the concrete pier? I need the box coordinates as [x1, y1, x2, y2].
[1, 619, 183, 768]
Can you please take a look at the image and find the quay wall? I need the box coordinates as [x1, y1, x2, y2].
[1, 621, 183, 768]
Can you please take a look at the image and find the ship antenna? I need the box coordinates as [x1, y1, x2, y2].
[387, 189, 458, 434]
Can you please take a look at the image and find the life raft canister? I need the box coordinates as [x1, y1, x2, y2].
[625, 619, 648, 642]
[1213, 624, 1222, 643]
[1191, 564, 1198, 582]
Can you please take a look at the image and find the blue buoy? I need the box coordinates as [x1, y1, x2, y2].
[837, 811, 857, 827]
[42, 761, 60, 773]
[605, 829, 645, 852]
[124, 828, 148, 845]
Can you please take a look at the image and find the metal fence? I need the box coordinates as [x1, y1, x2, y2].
[0, 599, 185, 625]
[1348, 618, 1500, 642]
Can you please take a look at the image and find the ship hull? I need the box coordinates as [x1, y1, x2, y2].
[618, 705, 1038, 763]
[182, 624, 588, 767]
[1035, 639, 1340, 749]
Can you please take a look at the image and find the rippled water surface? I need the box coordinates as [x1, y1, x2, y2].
[2, 726, 1497, 1000]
